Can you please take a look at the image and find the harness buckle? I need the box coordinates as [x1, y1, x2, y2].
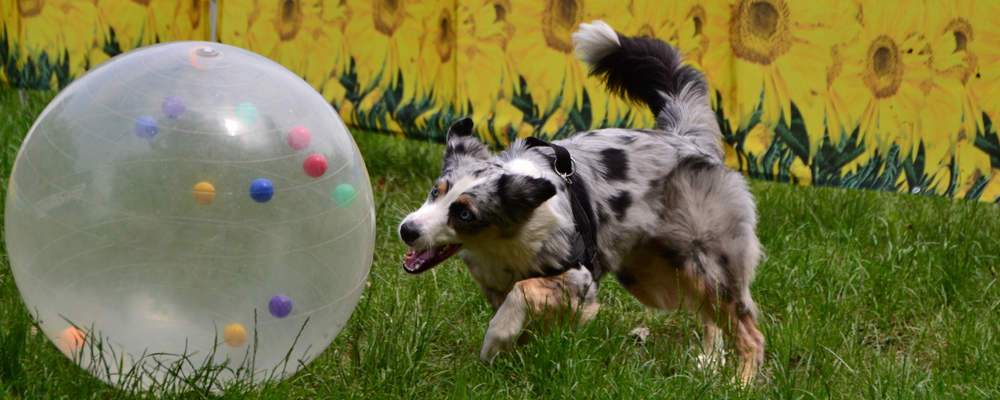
[554, 157, 576, 184]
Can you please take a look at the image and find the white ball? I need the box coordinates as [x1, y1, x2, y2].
[5, 42, 374, 389]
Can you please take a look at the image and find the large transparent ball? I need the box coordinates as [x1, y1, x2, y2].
[5, 42, 374, 389]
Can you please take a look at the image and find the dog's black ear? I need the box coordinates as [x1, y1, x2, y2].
[444, 117, 490, 165]
[497, 174, 557, 213]
[446, 117, 474, 140]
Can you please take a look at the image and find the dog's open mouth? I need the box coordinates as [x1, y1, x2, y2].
[403, 244, 462, 274]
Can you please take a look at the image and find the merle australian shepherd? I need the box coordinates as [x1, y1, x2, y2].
[398, 21, 765, 383]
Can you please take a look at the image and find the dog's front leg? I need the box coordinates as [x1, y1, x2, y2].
[480, 269, 599, 364]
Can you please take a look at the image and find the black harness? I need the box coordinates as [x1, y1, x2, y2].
[523, 137, 603, 281]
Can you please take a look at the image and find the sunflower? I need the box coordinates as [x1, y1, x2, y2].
[964, 2, 1000, 136]
[238, 0, 323, 86]
[317, 0, 352, 108]
[451, 0, 520, 142]
[343, 0, 427, 103]
[701, 0, 839, 161]
[96, 0, 157, 52]
[743, 123, 772, 157]
[417, 0, 458, 114]
[923, 0, 995, 190]
[830, 1, 931, 164]
[506, 0, 589, 127]
[17, 0, 96, 82]
[954, 135, 992, 198]
[161, 0, 211, 42]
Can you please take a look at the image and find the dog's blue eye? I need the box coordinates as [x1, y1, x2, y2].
[430, 186, 439, 199]
[460, 210, 472, 221]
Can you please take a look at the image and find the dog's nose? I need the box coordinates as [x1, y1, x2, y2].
[399, 221, 421, 246]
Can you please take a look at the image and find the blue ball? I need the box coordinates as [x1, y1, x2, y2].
[249, 179, 274, 203]
[134, 117, 158, 140]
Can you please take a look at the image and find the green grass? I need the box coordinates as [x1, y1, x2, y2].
[1, 87, 999, 399]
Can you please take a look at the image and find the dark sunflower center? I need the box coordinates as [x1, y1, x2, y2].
[873, 47, 893, 77]
[954, 31, 967, 52]
[943, 19, 976, 83]
[542, 0, 582, 53]
[275, 0, 302, 41]
[730, 0, 791, 64]
[374, 0, 405, 36]
[862, 35, 903, 98]
[18, 0, 44, 17]
[637, 24, 656, 38]
[436, 9, 455, 62]
[749, 2, 778, 38]
[494, 3, 506, 22]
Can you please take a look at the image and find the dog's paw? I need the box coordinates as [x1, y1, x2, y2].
[696, 352, 727, 372]
[480, 332, 515, 364]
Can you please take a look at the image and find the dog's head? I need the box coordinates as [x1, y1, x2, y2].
[398, 118, 557, 274]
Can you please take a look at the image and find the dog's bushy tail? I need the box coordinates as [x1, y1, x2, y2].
[572, 21, 719, 145]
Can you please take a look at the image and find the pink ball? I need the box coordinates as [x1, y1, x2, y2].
[303, 154, 328, 177]
[287, 126, 311, 150]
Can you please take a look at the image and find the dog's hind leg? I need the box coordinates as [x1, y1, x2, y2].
[480, 268, 599, 364]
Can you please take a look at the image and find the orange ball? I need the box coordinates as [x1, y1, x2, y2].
[192, 182, 216, 205]
[223, 324, 246, 347]
[60, 326, 86, 353]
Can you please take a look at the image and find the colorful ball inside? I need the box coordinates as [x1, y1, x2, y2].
[236, 102, 258, 125]
[162, 95, 186, 118]
[269, 295, 293, 318]
[334, 184, 357, 207]
[192, 181, 216, 205]
[303, 154, 328, 177]
[287, 126, 311, 150]
[249, 178, 274, 203]
[4, 41, 374, 389]
[134, 116, 158, 140]
[223, 324, 247, 347]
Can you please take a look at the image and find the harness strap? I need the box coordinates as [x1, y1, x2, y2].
[523, 137, 602, 280]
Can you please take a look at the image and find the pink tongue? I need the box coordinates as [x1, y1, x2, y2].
[406, 248, 437, 263]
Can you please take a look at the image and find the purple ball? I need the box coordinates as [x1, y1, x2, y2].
[268, 295, 292, 318]
[161, 95, 185, 118]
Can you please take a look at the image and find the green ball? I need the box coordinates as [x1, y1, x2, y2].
[236, 102, 258, 125]
[333, 184, 357, 207]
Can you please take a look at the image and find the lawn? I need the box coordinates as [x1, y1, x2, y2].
[1, 87, 999, 399]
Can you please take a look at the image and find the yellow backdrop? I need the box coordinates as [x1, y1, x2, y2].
[3, 0, 1000, 201]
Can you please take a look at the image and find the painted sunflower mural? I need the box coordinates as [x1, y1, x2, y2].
[3, 0, 1000, 202]
[1, 0, 209, 89]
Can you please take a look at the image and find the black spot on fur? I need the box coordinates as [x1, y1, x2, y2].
[616, 134, 638, 145]
[608, 191, 632, 221]
[678, 155, 716, 171]
[584, 33, 707, 115]
[599, 148, 629, 181]
[597, 207, 610, 225]
[615, 272, 637, 287]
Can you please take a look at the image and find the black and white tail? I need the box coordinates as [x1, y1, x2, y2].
[572, 21, 720, 146]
